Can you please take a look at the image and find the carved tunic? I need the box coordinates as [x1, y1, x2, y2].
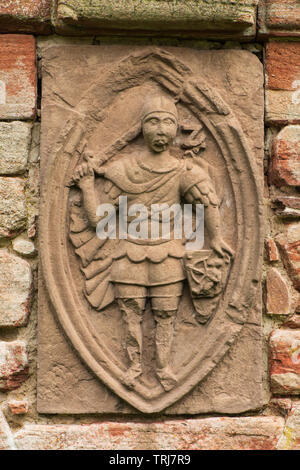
[102, 153, 219, 286]
[70, 152, 219, 305]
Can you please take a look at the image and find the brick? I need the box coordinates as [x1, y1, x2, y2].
[0, 340, 28, 391]
[258, 0, 300, 38]
[0, 177, 26, 239]
[269, 126, 300, 187]
[266, 268, 290, 315]
[8, 400, 29, 415]
[0, 0, 51, 34]
[265, 42, 300, 125]
[0, 250, 32, 328]
[272, 197, 300, 217]
[266, 91, 300, 126]
[270, 397, 292, 415]
[269, 329, 300, 395]
[277, 401, 300, 450]
[265, 238, 280, 261]
[0, 410, 15, 450]
[14, 416, 284, 450]
[0, 122, 32, 175]
[0, 35, 36, 120]
[283, 314, 300, 329]
[54, 0, 258, 39]
[276, 223, 300, 291]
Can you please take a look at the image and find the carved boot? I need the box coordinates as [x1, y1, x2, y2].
[118, 299, 143, 389]
[154, 311, 177, 391]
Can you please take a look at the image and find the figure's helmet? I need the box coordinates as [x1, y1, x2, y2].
[141, 95, 178, 122]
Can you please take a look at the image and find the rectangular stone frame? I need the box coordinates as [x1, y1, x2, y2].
[38, 44, 265, 415]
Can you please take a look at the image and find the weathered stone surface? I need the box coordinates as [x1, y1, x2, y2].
[0, 177, 26, 239]
[0, 0, 51, 34]
[7, 400, 29, 415]
[0, 410, 15, 450]
[38, 296, 265, 415]
[0, 250, 32, 327]
[266, 43, 300, 91]
[270, 397, 293, 416]
[258, 0, 300, 38]
[0, 35, 36, 120]
[0, 340, 28, 391]
[55, 0, 258, 39]
[38, 45, 264, 415]
[0, 122, 32, 175]
[266, 268, 290, 315]
[277, 401, 300, 450]
[269, 126, 300, 187]
[266, 91, 300, 126]
[12, 235, 36, 257]
[265, 238, 279, 261]
[27, 123, 40, 240]
[14, 416, 284, 450]
[284, 314, 300, 329]
[272, 197, 300, 217]
[265, 42, 300, 125]
[276, 223, 300, 291]
[269, 329, 300, 395]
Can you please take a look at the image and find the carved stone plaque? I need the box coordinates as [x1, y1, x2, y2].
[38, 45, 264, 414]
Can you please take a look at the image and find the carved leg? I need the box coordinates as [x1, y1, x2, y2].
[115, 283, 147, 390]
[150, 282, 183, 391]
[153, 310, 178, 391]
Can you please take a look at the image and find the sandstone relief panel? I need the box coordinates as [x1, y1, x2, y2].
[38, 45, 264, 414]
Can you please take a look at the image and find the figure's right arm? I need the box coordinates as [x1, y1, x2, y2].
[72, 161, 100, 228]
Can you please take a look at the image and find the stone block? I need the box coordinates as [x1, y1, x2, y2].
[284, 314, 300, 329]
[14, 416, 284, 450]
[12, 235, 36, 257]
[272, 197, 300, 217]
[0, 340, 28, 391]
[276, 223, 300, 291]
[269, 126, 300, 187]
[0, 250, 32, 328]
[54, 0, 258, 39]
[0, 35, 36, 120]
[0, 121, 32, 175]
[0, 177, 26, 239]
[265, 42, 300, 125]
[0, 410, 14, 450]
[265, 238, 279, 261]
[277, 401, 300, 450]
[266, 268, 290, 315]
[270, 397, 293, 415]
[258, 0, 300, 38]
[7, 400, 29, 415]
[0, 0, 51, 34]
[269, 329, 300, 395]
[38, 45, 264, 415]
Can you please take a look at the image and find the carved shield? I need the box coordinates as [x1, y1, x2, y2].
[39, 47, 263, 413]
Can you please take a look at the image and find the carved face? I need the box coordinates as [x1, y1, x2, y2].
[142, 111, 178, 153]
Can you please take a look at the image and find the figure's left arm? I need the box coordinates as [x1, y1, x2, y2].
[182, 167, 233, 258]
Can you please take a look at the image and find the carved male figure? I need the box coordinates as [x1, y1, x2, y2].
[71, 95, 231, 391]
